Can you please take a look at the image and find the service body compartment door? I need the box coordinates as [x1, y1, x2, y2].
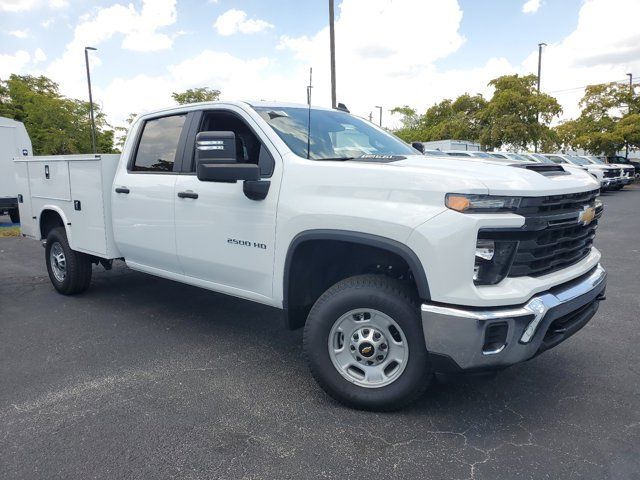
[28, 160, 71, 201]
[68, 160, 107, 256]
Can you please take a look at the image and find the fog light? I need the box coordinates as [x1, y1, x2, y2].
[474, 239, 518, 285]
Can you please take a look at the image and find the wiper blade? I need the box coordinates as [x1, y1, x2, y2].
[311, 156, 355, 161]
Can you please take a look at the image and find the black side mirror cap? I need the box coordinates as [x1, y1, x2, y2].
[195, 131, 237, 164]
[412, 142, 425, 153]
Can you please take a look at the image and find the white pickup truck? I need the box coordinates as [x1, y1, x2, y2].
[15, 101, 607, 410]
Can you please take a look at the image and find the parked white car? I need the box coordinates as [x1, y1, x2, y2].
[545, 154, 621, 191]
[581, 155, 634, 188]
[15, 101, 607, 410]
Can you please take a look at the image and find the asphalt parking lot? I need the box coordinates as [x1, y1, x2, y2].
[1, 186, 639, 480]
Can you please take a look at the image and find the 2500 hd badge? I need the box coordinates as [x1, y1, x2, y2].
[227, 238, 267, 250]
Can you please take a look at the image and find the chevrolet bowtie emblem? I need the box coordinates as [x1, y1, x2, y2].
[361, 346, 373, 354]
[578, 205, 596, 226]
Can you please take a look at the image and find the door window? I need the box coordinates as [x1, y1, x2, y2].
[132, 114, 186, 172]
[194, 111, 274, 176]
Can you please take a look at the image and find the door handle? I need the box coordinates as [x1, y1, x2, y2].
[115, 187, 130, 194]
[177, 191, 199, 199]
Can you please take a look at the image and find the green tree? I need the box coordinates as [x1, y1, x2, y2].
[171, 87, 220, 105]
[0, 74, 116, 155]
[556, 81, 639, 155]
[114, 113, 138, 151]
[479, 74, 562, 150]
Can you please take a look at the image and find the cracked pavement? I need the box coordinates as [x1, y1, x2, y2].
[1, 185, 639, 479]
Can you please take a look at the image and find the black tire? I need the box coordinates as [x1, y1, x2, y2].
[45, 227, 92, 295]
[303, 274, 431, 411]
[9, 208, 19, 224]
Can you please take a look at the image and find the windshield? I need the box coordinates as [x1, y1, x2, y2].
[584, 156, 605, 165]
[446, 152, 472, 157]
[566, 156, 590, 166]
[253, 106, 416, 160]
[488, 153, 507, 159]
[472, 152, 493, 158]
[505, 153, 529, 162]
[530, 153, 556, 164]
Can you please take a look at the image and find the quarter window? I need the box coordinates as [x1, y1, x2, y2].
[133, 114, 186, 172]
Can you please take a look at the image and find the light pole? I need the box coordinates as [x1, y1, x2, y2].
[329, 0, 337, 109]
[626, 72, 632, 160]
[375, 106, 382, 127]
[84, 46, 97, 154]
[537, 43, 546, 93]
[535, 42, 546, 152]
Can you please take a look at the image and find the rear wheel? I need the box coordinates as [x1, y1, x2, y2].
[8, 208, 19, 224]
[45, 227, 92, 295]
[303, 274, 431, 411]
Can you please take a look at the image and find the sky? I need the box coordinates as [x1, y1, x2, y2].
[1, 0, 639, 129]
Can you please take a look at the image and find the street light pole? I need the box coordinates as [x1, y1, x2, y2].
[84, 46, 97, 154]
[535, 42, 546, 153]
[329, 0, 337, 109]
[375, 106, 382, 127]
[626, 72, 632, 160]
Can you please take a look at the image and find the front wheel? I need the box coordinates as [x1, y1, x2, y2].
[303, 274, 431, 411]
[45, 227, 92, 295]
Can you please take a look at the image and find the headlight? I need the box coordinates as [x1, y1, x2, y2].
[446, 194, 521, 213]
[474, 239, 518, 285]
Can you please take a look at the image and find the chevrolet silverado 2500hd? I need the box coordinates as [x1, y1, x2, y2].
[15, 101, 607, 410]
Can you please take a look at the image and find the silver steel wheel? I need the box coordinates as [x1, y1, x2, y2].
[50, 242, 67, 282]
[328, 308, 408, 388]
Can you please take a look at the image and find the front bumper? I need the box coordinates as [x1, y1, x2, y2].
[421, 264, 607, 372]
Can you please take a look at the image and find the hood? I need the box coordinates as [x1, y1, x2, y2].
[385, 155, 600, 196]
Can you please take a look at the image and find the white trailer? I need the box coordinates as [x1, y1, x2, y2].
[0, 117, 32, 223]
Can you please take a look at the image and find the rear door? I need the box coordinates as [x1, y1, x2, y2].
[173, 107, 282, 301]
[112, 113, 189, 274]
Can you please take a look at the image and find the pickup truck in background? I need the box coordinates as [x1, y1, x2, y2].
[15, 101, 607, 410]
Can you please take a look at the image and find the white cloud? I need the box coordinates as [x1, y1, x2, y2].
[0, 50, 30, 77]
[277, 0, 468, 121]
[44, 0, 178, 106]
[522, 0, 541, 14]
[520, 0, 640, 120]
[33, 48, 46, 63]
[0, 0, 66, 11]
[214, 9, 273, 36]
[0, 0, 37, 12]
[7, 29, 29, 38]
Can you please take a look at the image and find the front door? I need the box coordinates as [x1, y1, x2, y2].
[173, 108, 282, 302]
[112, 113, 188, 274]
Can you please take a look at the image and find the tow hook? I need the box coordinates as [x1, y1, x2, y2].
[41, 240, 47, 249]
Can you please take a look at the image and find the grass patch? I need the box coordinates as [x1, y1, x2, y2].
[0, 227, 20, 238]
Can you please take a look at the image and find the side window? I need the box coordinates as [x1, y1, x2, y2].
[132, 114, 186, 172]
[195, 111, 274, 176]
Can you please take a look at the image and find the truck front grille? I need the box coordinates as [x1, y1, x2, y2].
[479, 189, 603, 279]
[509, 221, 598, 277]
[603, 169, 620, 178]
[514, 189, 599, 215]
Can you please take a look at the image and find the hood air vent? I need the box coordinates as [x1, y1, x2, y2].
[509, 163, 569, 176]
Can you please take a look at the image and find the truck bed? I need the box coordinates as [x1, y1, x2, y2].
[14, 154, 121, 259]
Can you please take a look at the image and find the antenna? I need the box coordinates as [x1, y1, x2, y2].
[306, 67, 313, 159]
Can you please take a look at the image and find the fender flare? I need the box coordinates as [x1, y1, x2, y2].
[38, 206, 72, 245]
[282, 229, 431, 312]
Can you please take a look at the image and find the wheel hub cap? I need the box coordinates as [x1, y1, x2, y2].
[328, 308, 408, 388]
[50, 242, 66, 282]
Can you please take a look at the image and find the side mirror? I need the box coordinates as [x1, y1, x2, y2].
[195, 131, 260, 183]
[411, 142, 425, 153]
